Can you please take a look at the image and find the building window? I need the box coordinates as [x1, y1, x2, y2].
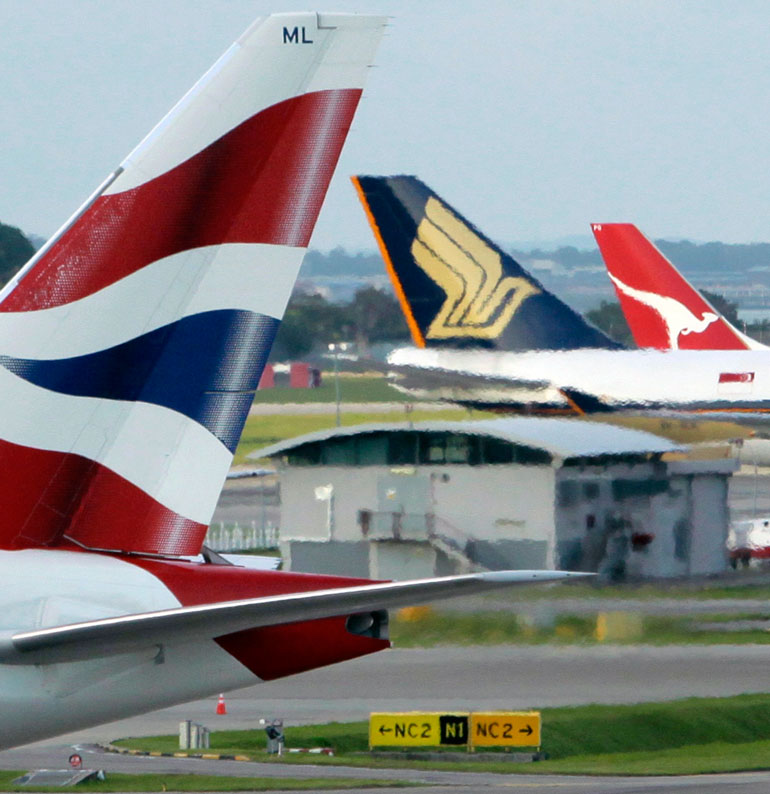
[557, 480, 579, 507]
[482, 437, 514, 464]
[673, 518, 690, 561]
[612, 479, 668, 500]
[387, 432, 418, 464]
[419, 433, 446, 464]
[287, 444, 321, 465]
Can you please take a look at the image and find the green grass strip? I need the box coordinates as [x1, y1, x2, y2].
[113, 694, 770, 776]
[252, 376, 411, 405]
[389, 610, 770, 647]
[531, 739, 770, 775]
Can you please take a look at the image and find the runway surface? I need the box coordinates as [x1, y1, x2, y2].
[7, 644, 769, 744]
[3, 742, 770, 794]
[2, 644, 769, 792]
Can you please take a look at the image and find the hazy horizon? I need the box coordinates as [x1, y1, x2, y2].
[3, 1, 770, 253]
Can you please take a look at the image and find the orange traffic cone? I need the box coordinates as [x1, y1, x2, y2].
[216, 694, 227, 715]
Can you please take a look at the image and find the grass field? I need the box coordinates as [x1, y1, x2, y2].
[398, 575, 770, 603]
[253, 375, 410, 404]
[532, 579, 770, 600]
[389, 609, 770, 647]
[233, 407, 486, 465]
[112, 693, 770, 776]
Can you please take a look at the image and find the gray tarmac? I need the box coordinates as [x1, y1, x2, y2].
[4, 743, 770, 794]
[9, 644, 770, 744]
[3, 644, 770, 792]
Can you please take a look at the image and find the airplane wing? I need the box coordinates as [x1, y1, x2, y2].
[0, 570, 584, 666]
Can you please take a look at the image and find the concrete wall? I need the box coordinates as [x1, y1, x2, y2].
[280, 467, 380, 542]
[630, 476, 691, 579]
[553, 461, 660, 573]
[280, 463, 557, 545]
[284, 540, 370, 577]
[277, 455, 733, 580]
[370, 541, 437, 580]
[689, 475, 730, 575]
[427, 465, 556, 551]
[553, 460, 731, 578]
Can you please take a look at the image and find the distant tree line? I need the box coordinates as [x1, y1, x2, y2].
[270, 286, 410, 360]
[306, 240, 770, 282]
[4, 221, 769, 355]
[0, 222, 34, 284]
[513, 240, 770, 279]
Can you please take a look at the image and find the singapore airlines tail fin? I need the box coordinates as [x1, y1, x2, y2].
[591, 223, 762, 351]
[0, 13, 385, 556]
[352, 175, 621, 351]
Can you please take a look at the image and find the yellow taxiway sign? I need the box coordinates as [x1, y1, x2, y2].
[470, 711, 541, 747]
[369, 712, 469, 747]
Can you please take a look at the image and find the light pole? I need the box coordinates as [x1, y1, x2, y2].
[328, 342, 348, 427]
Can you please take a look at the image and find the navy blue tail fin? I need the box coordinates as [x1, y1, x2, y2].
[352, 175, 620, 351]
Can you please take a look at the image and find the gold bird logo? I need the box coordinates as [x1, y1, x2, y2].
[412, 197, 539, 339]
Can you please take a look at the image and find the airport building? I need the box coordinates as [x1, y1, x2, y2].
[250, 418, 737, 581]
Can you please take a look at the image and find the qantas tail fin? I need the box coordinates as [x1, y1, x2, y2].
[591, 223, 762, 351]
[352, 175, 620, 351]
[0, 13, 385, 556]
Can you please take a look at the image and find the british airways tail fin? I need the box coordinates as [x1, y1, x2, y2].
[0, 13, 385, 556]
[591, 223, 763, 351]
[352, 175, 620, 351]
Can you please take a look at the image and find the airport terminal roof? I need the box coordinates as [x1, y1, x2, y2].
[248, 416, 684, 463]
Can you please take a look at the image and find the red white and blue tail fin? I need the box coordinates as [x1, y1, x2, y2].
[0, 13, 385, 556]
[591, 223, 762, 351]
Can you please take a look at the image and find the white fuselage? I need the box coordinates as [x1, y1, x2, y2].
[0, 550, 257, 749]
[389, 347, 770, 410]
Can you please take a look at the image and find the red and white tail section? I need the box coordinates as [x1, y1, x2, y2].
[0, 13, 385, 556]
[591, 223, 763, 351]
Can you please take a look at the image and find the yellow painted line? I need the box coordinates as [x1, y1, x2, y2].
[234, 755, 252, 762]
[172, 752, 189, 758]
[200, 753, 220, 760]
[149, 751, 162, 757]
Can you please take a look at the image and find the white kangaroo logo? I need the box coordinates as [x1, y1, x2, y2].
[608, 273, 719, 350]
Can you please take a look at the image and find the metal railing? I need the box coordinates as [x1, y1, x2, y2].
[205, 521, 279, 552]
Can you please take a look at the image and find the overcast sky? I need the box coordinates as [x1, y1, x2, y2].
[2, 0, 770, 251]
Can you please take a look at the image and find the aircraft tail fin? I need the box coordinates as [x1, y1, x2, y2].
[0, 13, 385, 556]
[352, 175, 621, 351]
[591, 223, 762, 350]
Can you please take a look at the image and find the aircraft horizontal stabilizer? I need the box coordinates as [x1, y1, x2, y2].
[0, 570, 586, 665]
